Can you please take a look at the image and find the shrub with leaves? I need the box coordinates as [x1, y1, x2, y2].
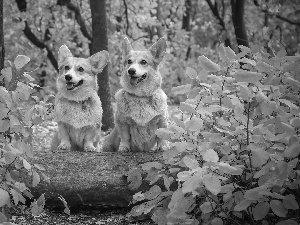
[127, 45, 300, 225]
[0, 55, 52, 223]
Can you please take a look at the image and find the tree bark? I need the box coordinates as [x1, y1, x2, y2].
[205, 0, 231, 47]
[182, 0, 192, 60]
[0, 0, 4, 86]
[231, 0, 249, 48]
[90, 0, 114, 131]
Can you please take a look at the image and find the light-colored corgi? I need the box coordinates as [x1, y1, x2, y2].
[50, 45, 109, 152]
[102, 37, 168, 153]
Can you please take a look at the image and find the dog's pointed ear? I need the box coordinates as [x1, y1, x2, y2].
[123, 37, 133, 56]
[58, 45, 73, 67]
[148, 37, 166, 62]
[89, 50, 109, 73]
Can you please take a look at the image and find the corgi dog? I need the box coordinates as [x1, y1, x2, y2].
[102, 37, 168, 153]
[50, 45, 109, 152]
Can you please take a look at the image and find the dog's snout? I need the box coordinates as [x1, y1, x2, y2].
[65, 74, 72, 81]
[128, 68, 136, 76]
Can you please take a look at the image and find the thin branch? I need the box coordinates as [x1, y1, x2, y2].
[253, 0, 300, 25]
[123, 0, 130, 36]
[23, 22, 58, 71]
[65, 2, 92, 41]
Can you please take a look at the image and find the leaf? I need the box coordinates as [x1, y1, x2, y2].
[155, 128, 175, 140]
[270, 200, 288, 217]
[186, 67, 198, 79]
[0, 212, 7, 223]
[244, 186, 266, 200]
[252, 202, 270, 221]
[58, 195, 70, 215]
[185, 117, 203, 131]
[127, 169, 142, 190]
[200, 202, 215, 213]
[1, 67, 12, 83]
[145, 168, 160, 185]
[234, 199, 255, 211]
[282, 194, 299, 210]
[180, 102, 197, 114]
[198, 55, 221, 72]
[144, 185, 161, 200]
[141, 162, 163, 171]
[172, 84, 192, 95]
[151, 208, 168, 225]
[34, 164, 45, 171]
[183, 156, 199, 169]
[251, 148, 269, 167]
[0, 119, 10, 132]
[202, 149, 219, 162]
[234, 70, 263, 83]
[162, 175, 173, 191]
[218, 162, 243, 175]
[31, 194, 45, 216]
[32, 170, 40, 187]
[14, 55, 30, 70]
[10, 189, 20, 205]
[203, 174, 221, 195]
[280, 122, 296, 135]
[0, 189, 10, 207]
[211, 218, 223, 225]
[197, 69, 208, 81]
[225, 46, 236, 61]
[0, 107, 9, 120]
[9, 115, 20, 127]
[23, 159, 31, 171]
[5, 151, 16, 164]
[284, 142, 300, 158]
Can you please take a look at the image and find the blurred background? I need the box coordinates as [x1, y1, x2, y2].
[2, 0, 300, 128]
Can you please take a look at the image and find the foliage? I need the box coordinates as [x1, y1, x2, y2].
[4, 0, 300, 101]
[0, 55, 52, 223]
[127, 45, 300, 225]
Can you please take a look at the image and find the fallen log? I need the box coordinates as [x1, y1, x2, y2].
[28, 151, 162, 210]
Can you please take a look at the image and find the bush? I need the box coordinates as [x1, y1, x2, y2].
[127, 45, 300, 225]
[0, 55, 52, 223]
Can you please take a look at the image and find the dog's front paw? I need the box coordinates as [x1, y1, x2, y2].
[84, 145, 97, 152]
[118, 145, 130, 153]
[57, 142, 71, 151]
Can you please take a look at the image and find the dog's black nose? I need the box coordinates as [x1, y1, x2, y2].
[65, 74, 72, 81]
[128, 68, 136, 76]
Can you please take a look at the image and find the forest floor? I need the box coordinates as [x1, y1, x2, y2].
[10, 120, 157, 225]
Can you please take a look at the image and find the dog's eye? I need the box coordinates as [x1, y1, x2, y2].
[78, 67, 84, 72]
[127, 59, 132, 65]
[65, 66, 70, 71]
[140, 60, 147, 65]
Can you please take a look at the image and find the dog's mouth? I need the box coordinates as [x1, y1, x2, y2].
[66, 80, 83, 90]
[130, 73, 147, 86]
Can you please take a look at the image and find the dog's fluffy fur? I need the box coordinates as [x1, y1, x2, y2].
[102, 37, 168, 152]
[50, 45, 109, 152]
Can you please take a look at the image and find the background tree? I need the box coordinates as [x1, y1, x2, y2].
[0, 0, 4, 85]
[90, 0, 114, 131]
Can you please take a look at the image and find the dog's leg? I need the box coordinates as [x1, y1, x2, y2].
[116, 122, 131, 153]
[157, 116, 168, 151]
[57, 122, 71, 151]
[84, 128, 99, 152]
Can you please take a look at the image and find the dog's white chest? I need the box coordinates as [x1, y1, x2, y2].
[117, 90, 167, 126]
[55, 97, 102, 129]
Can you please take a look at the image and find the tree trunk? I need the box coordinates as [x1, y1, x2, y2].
[0, 0, 4, 86]
[182, 0, 192, 60]
[231, 0, 249, 48]
[90, 0, 114, 131]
